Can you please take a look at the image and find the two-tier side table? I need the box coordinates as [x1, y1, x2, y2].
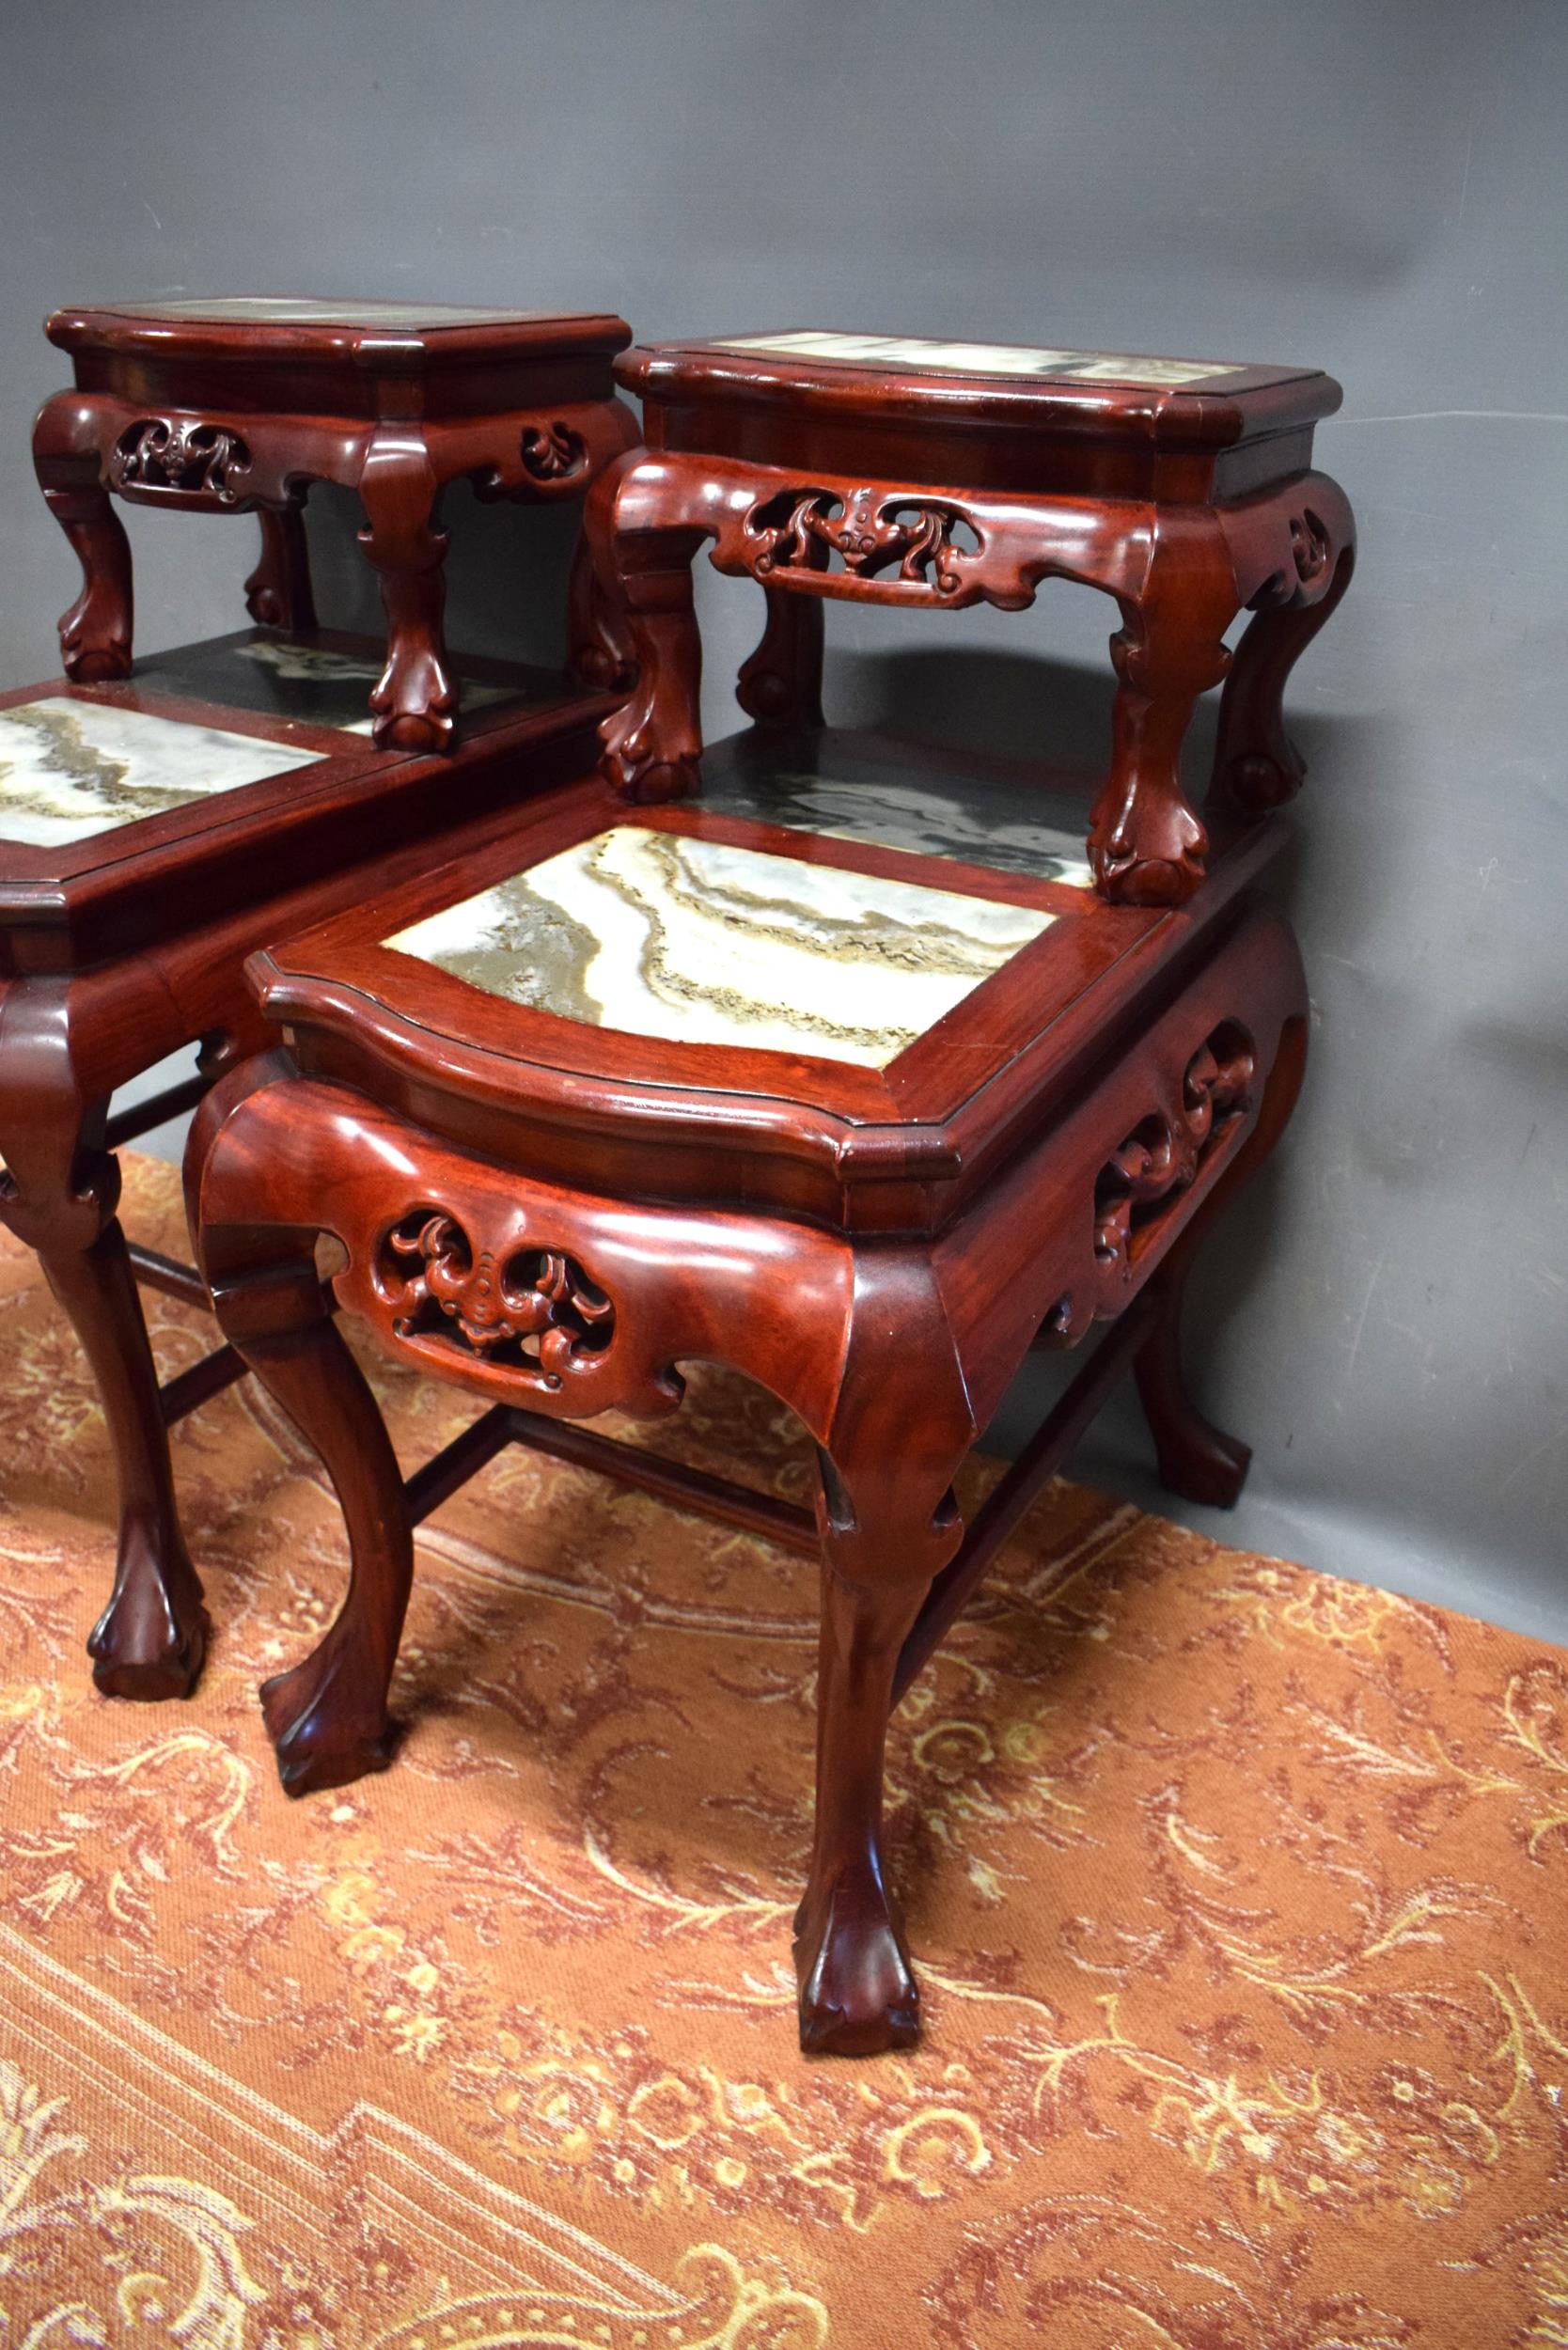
[588, 326, 1354, 901]
[33, 298, 636, 749]
[3, 411, 624, 1702]
[187, 332, 1354, 2056]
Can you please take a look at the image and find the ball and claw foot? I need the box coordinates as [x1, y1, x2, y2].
[260, 1649, 401, 1797]
[86, 1535, 212, 1701]
[793, 1873, 921, 2057]
[368, 647, 457, 756]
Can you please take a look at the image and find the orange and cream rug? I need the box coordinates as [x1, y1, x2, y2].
[0, 1157, 1564, 2347]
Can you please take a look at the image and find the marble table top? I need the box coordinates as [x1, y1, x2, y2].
[0, 697, 322, 849]
[713, 331, 1245, 388]
[699, 756, 1095, 888]
[76, 298, 568, 329]
[387, 822, 1055, 1069]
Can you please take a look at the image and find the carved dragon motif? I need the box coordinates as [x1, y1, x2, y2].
[108, 417, 253, 504]
[375, 1208, 615, 1387]
[748, 486, 969, 595]
[1093, 1026, 1255, 1295]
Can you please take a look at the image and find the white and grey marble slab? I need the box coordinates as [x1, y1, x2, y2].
[107, 298, 555, 328]
[0, 697, 323, 850]
[699, 760, 1094, 889]
[232, 639, 515, 734]
[715, 331, 1244, 388]
[387, 823, 1055, 1069]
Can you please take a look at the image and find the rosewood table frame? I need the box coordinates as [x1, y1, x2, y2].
[0, 650, 612, 1703]
[33, 303, 638, 751]
[585, 336, 1355, 904]
[176, 333, 1356, 2057]
[186, 766, 1307, 2056]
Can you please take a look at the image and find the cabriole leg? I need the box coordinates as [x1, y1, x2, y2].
[0, 983, 206, 1696]
[737, 582, 824, 729]
[1212, 547, 1356, 812]
[1089, 537, 1239, 907]
[243, 504, 317, 634]
[586, 458, 705, 802]
[356, 437, 455, 754]
[566, 526, 635, 691]
[48, 1214, 209, 1698]
[793, 1251, 971, 2056]
[32, 393, 133, 682]
[199, 1218, 412, 1796]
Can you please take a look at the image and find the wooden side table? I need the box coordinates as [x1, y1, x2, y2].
[187, 758, 1305, 2057]
[33, 299, 636, 751]
[586, 328, 1354, 902]
[0, 627, 617, 1702]
[185, 334, 1354, 2054]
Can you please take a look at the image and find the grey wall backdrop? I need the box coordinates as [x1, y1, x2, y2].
[2, 0, 1565, 1637]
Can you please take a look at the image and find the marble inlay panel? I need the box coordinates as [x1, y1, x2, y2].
[0, 698, 323, 848]
[716, 330, 1244, 388]
[386, 824, 1055, 1068]
[112, 298, 554, 328]
[699, 761, 1094, 888]
[233, 639, 515, 734]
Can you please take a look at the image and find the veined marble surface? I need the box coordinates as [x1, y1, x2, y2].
[0, 698, 322, 849]
[717, 330, 1243, 388]
[233, 639, 514, 734]
[700, 761, 1094, 888]
[387, 824, 1054, 1068]
[111, 297, 552, 328]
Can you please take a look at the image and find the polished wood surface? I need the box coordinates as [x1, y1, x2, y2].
[188, 728, 1309, 2055]
[34, 301, 636, 749]
[588, 332, 1354, 903]
[165, 329, 1348, 2056]
[0, 638, 615, 1704]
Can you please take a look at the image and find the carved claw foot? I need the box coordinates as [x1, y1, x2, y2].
[793, 1870, 920, 2057]
[369, 651, 457, 756]
[618, 754, 701, 806]
[1089, 798, 1207, 907]
[86, 1519, 211, 1700]
[59, 585, 133, 683]
[260, 1643, 401, 1796]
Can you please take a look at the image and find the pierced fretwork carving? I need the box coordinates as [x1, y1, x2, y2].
[1248, 505, 1334, 611]
[374, 1208, 615, 1386]
[520, 420, 589, 482]
[1093, 1025, 1256, 1296]
[748, 486, 971, 596]
[108, 417, 253, 504]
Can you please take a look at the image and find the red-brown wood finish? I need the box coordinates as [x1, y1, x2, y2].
[586, 334, 1354, 901]
[0, 637, 617, 1702]
[33, 302, 638, 749]
[181, 338, 1351, 2056]
[187, 770, 1309, 2056]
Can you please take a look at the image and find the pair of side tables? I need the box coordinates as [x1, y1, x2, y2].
[5, 302, 1354, 2056]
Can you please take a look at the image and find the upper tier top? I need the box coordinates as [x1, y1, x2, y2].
[46, 298, 633, 371]
[619, 327, 1341, 455]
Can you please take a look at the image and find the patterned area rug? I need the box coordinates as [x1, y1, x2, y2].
[1, 1156, 1565, 2347]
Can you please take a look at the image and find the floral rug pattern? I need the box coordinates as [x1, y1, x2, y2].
[0, 1158, 1564, 2345]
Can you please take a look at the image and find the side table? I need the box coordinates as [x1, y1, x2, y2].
[188, 759, 1307, 2056]
[185, 332, 1354, 2055]
[587, 328, 1354, 902]
[0, 624, 617, 1702]
[33, 298, 636, 750]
